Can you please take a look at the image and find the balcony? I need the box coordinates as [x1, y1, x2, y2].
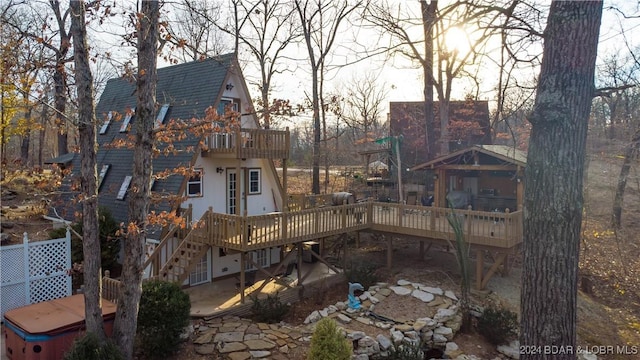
[203, 128, 290, 159]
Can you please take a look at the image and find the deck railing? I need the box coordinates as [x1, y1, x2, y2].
[203, 127, 290, 159]
[193, 201, 522, 252]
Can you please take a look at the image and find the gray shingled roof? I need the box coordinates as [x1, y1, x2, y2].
[56, 54, 235, 229]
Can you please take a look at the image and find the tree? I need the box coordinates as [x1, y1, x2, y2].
[294, 0, 363, 194]
[111, 1, 159, 358]
[520, 1, 602, 357]
[69, 0, 105, 340]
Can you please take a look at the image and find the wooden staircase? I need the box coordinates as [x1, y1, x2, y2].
[144, 207, 212, 284]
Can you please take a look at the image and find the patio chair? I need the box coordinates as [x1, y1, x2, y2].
[235, 270, 256, 289]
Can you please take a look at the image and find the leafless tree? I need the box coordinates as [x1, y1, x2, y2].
[294, 0, 364, 194]
[520, 1, 602, 355]
[69, 0, 105, 340]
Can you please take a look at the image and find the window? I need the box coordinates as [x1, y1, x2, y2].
[98, 164, 110, 190]
[99, 112, 113, 134]
[217, 98, 238, 116]
[119, 109, 134, 132]
[117, 175, 132, 200]
[248, 169, 261, 195]
[187, 169, 202, 197]
[154, 103, 170, 128]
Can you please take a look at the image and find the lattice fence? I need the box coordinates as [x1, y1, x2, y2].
[1, 231, 71, 320]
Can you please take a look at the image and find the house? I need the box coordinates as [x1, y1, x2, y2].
[410, 144, 527, 212]
[57, 54, 290, 287]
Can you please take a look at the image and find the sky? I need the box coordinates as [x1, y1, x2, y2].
[89, 0, 640, 127]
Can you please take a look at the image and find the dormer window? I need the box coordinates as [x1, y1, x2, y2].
[98, 164, 110, 190]
[186, 169, 203, 197]
[120, 109, 134, 132]
[99, 112, 113, 134]
[117, 175, 132, 200]
[154, 103, 170, 128]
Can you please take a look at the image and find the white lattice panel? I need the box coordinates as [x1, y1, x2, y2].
[1, 233, 71, 319]
[1, 246, 26, 283]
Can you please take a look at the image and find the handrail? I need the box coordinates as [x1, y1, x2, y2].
[204, 127, 289, 159]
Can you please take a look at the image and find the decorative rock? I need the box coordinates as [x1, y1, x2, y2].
[389, 286, 412, 296]
[394, 324, 413, 332]
[304, 310, 322, 324]
[356, 316, 372, 325]
[377, 288, 392, 297]
[249, 350, 271, 358]
[279, 344, 289, 354]
[445, 341, 459, 352]
[434, 326, 453, 336]
[369, 295, 380, 304]
[391, 330, 404, 344]
[337, 314, 352, 323]
[335, 301, 347, 310]
[348, 331, 366, 341]
[193, 333, 213, 344]
[397, 279, 411, 286]
[228, 352, 251, 360]
[412, 289, 435, 303]
[497, 340, 520, 359]
[434, 308, 457, 322]
[377, 334, 393, 350]
[244, 339, 276, 350]
[327, 304, 338, 314]
[433, 333, 448, 344]
[217, 342, 248, 353]
[319, 308, 328, 317]
[404, 331, 420, 340]
[353, 354, 369, 360]
[422, 286, 444, 295]
[214, 331, 244, 343]
[445, 290, 458, 301]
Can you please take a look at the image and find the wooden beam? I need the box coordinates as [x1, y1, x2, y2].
[438, 164, 517, 171]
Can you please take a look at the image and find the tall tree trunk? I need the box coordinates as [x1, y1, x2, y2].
[421, 0, 437, 160]
[520, 2, 602, 358]
[70, 0, 105, 339]
[312, 66, 321, 194]
[20, 107, 31, 165]
[112, 2, 158, 358]
[38, 102, 47, 167]
[611, 127, 640, 228]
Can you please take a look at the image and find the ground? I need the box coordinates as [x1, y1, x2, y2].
[2, 145, 640, 359]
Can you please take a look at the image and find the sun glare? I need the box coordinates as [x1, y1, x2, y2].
[444, 27, 471, 56]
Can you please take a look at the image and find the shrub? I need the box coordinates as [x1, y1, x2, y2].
[386, 340, 424, 360]
[49, 207, 121, 271]
[136, 280, 191, 359]
[250, 292, 290, 323]
[64, 332, 123, 360]
[307, 318, 352, 360]
[344, 259, 380, 290]
[477, 306, 519, 345]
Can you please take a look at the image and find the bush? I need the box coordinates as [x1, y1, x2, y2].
[250, 292, 290, 323]
[64, 332, 123, 360]
[136, 280, 191, 359]
[307, 318, 352, 360]
[344, 259, 380, 290]
[386, 340, 424, 360]
[49, 206, 121, 271]
[477, 306, 518, 345]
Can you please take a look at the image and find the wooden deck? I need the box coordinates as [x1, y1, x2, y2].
[201, 202, 521, 251]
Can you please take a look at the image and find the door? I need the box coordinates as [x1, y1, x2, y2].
[227, 169, 246, 215]
[189, 250, 210, 286]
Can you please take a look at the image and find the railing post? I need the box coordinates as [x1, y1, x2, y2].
[467, 205, 472, 237]
[22, 232, 30, 304]
[504, 208, 511, 242]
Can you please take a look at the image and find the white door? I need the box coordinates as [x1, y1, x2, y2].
[189, 250, 210, 286]
[227, 169, 245, 215]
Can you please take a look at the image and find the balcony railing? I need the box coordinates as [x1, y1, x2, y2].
[203, 127, 289, 159]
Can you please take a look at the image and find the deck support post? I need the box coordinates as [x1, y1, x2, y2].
[419, 240, 424, 259]
[387, 236, 393, 269]
[239, 253, 246, 303]
[475, 249, 484, 290]
[480, 253, 506, 289]
[502, 254, 510, 276]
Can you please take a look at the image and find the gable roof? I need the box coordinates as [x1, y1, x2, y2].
[410, 144, 527, 171]
[389, 100, 492, 167]
[56, 54, 240, 227]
